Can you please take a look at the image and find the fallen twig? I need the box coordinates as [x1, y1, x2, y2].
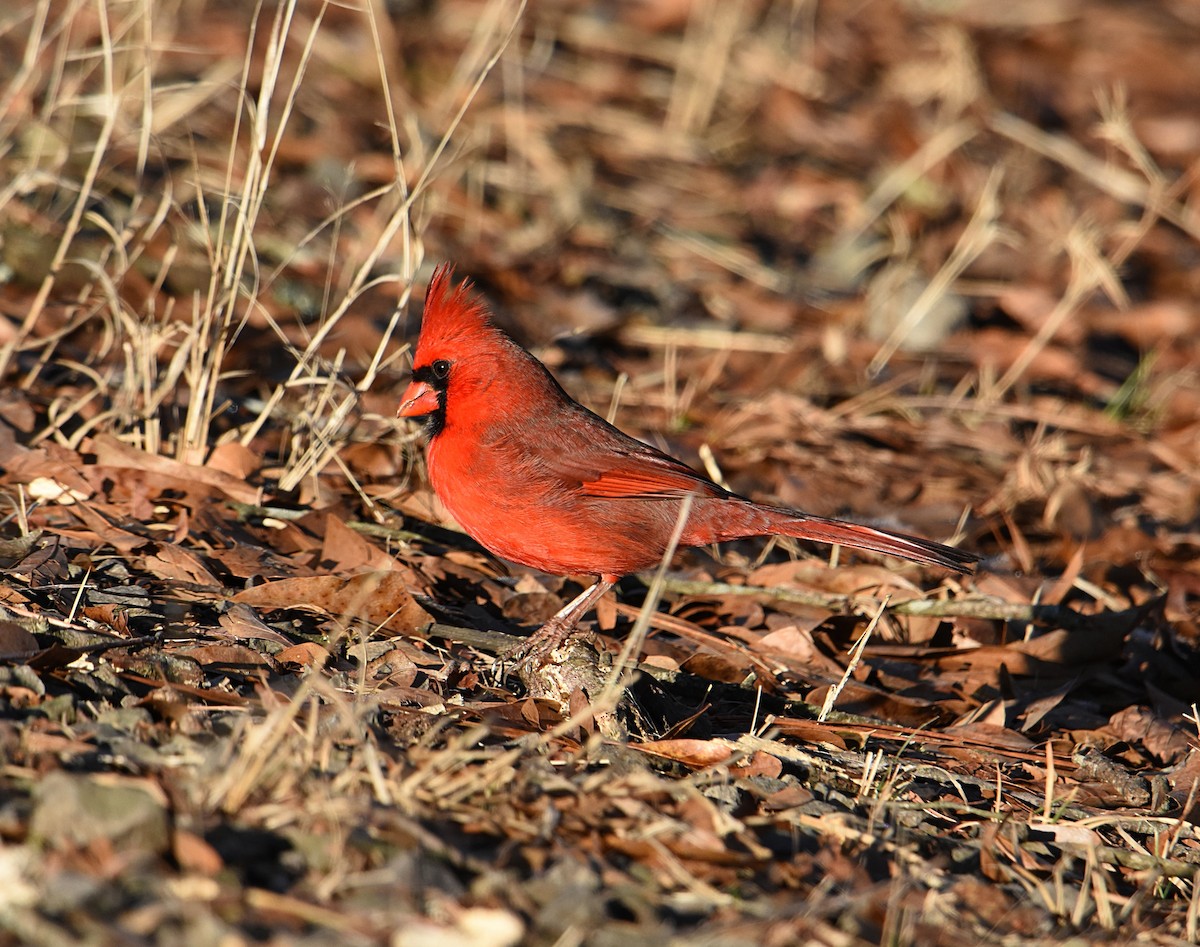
[648, 577, 1091, 630]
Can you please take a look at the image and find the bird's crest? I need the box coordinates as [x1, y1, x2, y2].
[414, 264, 495, 358]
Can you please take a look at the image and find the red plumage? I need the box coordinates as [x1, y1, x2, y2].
[399, 265, 978, 663]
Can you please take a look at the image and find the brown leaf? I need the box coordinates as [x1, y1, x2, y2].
[218, 602, 293, 644]
[752, 625, 817, 662]
[319, 515, 393, 572]
[79, 604, 131, 636]
[732, 750, 784, 779]
[0, 621, 39, 656]
[631, 738, 735, 770]
[276, 642, 329, 667]
[141, 542, 221, 587]
[181, 644, 272, 669]
[119, 673, 248, 707]
[771, 718, 850, 750]
[679, 652, 753, 684]
[205, 442, 260, 479]
[172, 828, 223, 876]
[1107, 706, 1192, 765]
[90, 433, 260, 504]
[67, 503, 147, 552]
[373, 686, 447, 709]
[0, 391, 36, 432]
[233, 572, 432, 634]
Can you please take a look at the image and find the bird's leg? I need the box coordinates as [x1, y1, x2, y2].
[504, 576, 616, 669]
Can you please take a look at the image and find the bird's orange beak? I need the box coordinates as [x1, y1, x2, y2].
[398, 380, 440, 418]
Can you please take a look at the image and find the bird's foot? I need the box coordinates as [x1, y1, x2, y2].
[500, 577, 614, 674]
[500, 616, 579, 673]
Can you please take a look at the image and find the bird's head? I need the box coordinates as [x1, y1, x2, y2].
[397, 264, 521, 437]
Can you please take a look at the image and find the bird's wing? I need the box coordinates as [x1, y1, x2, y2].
[529, 402, 733, 500]
[581, 466, 714, 499]
[568, 444, 729, 500]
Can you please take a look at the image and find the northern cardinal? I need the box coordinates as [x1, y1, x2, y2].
[399, 265, 978, 664]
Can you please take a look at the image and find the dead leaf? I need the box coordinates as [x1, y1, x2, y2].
[632, 738, 736, 769]
[90, 433, 260, 504]
[206, 442, 261, 479]
[0, 621, 39, 655]
[218, 602, 292, 644]
[181, 644, 272, 669]
[276, 642, 329, 667]
[771, 718, 850, 750]
[233, 572, 432, 634]
[141, 542, 221, 587]
[319, 515, 394, 572]
[172, 828, 224, 876]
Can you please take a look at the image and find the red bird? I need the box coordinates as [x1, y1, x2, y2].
[399, 265, 977, 664]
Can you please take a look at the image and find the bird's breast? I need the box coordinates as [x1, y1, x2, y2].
[425, 432, 687, 575]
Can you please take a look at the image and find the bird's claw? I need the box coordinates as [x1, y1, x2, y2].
[498, 616, 582, 676]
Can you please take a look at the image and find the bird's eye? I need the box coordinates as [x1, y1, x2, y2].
[431, 359, 451, 380]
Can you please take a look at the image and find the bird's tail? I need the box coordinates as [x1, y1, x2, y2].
[772, 510, 979, 573]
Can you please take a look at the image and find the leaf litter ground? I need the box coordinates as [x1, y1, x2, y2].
[2, 1, 1200, 944]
